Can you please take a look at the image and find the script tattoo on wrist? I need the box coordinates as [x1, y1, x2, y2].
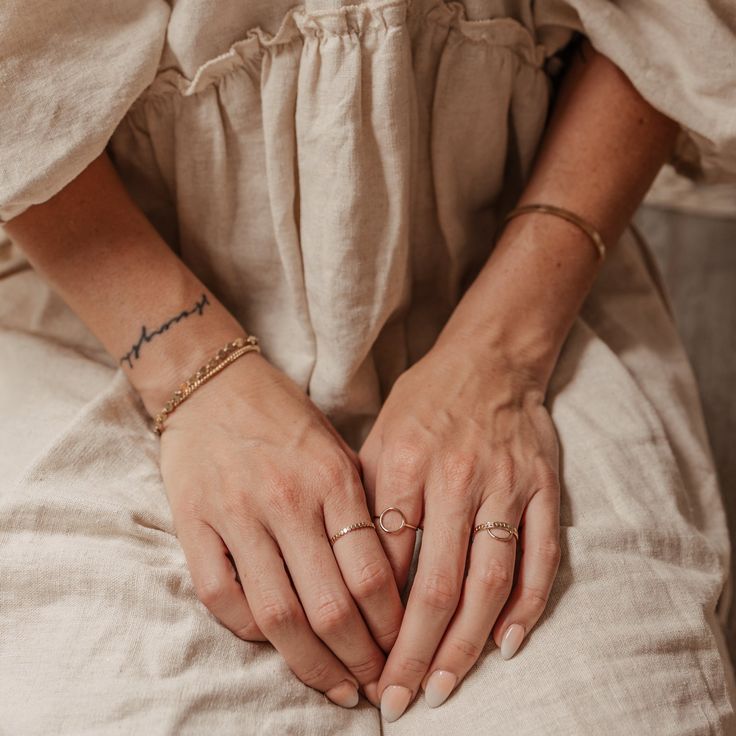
[119, 292, 211, 369]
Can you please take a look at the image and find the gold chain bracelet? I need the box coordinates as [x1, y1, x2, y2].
[503, 203, 607, 261]
[152, 335, 261, 435]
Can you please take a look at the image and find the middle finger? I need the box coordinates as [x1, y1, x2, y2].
[376, 471, 474, 721]
[323, 492, 405, 654]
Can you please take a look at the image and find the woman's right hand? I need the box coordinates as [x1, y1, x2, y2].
[155, 349, 403, 708]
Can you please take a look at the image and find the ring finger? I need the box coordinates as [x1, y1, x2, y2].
[323, 495, 405, 655]
[221, 520, 362, 708]
[273, 508, 388, 696]
[420, 495, 522, 708]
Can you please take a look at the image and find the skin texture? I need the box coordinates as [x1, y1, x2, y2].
[5, 36, 679, 718]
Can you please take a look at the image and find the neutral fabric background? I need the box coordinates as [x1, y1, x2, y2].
[1, 1, 735, 733]
[2, 221, 735, 734]
[635, 180, 736, 668]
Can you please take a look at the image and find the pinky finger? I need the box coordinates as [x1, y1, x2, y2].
[176, 518, 267, 641]
[492, 481, 561, 659]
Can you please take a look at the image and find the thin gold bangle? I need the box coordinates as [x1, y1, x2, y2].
[503, 203, 607, 261]
[152, 335, 261, 435]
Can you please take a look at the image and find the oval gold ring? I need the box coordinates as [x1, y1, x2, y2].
[329, 521, 375, 546]
[373, 506, 422, 535]
[473, 521, 519, 543]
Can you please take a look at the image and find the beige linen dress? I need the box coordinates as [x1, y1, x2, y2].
[1, 0, 736, 733]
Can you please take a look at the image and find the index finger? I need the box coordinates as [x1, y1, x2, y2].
[376, 493, 471, 722]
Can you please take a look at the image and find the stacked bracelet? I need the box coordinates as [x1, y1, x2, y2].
[502, 203, 607, 261]
[152, 335, 261, 435]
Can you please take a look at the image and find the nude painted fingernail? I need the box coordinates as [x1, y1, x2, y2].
[364, 681, 380, 707]
[325, 680, 359, 708]
[500, 623, 525, 660]
[380, 685, 412, 722]
[424, 670, 457, 708]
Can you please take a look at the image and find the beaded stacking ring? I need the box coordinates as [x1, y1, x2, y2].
[153, 335, 261, 435]
[473, 521, 519, 543]
[373, 507, 422, 535]
[329, 521, 376, 545]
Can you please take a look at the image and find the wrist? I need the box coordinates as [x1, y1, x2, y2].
[435, 318, 560, 395]
[435, 216, 598, 390]
[119, 298, 254, 418]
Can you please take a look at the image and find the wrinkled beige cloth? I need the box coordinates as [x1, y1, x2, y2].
[1, 0, 736, 733]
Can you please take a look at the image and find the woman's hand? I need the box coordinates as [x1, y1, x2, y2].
[157, 350, 404, 708]
[358, 335, 561, 720]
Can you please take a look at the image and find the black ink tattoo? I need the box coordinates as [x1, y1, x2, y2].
[119, 292, 211, 369]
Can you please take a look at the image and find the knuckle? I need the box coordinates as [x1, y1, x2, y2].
[258, 596, 300, 631]
[440, 449, 479, 493]
[417, 571, 460, 612]
[386, 438, 426, 485]
[375, 625, 401, 652]
[520, 584, 551, 612]
[319, 456, 354, 489]
[345, 654, 383, 679]
[471, 557, 511, 593]
[312, 593, 353, 637]
[233, 621, 262, 641]
[447, 634, 484, 660]
[219, 491, 250, 526]
[535, 537, 562, 566]
[395, 654, 431, 676]
[195, 577, 231, 609]
[536, 460, 560, 492]
[298, 659, 333, 689]
[266, 474, 304, 515]
[491, 448, 517, 495]
[352, 559, 391, 600]
[326, 478, 365, 510]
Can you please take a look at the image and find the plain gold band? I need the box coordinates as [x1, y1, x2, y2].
[503, 203, 607, 261]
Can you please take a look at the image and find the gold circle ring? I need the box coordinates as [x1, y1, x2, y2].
[473, 521, 519, 543]
[373, 507, 422, 535]
[329, 521, 375, 546]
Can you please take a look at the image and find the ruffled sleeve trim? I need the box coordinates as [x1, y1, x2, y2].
[534, 0, 736, 184]
[0, 1, 170, 223]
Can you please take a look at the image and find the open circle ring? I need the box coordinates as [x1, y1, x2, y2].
[473, 521, 519, 542]
[373, 506, 422, 535]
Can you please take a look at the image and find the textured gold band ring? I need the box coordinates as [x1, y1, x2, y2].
[329, 521, 375, 545]
[473, 521, 519, 542]
[373, 507, 422, 535]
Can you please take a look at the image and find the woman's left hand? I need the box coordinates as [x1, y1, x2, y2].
[358, 331, 562, 721]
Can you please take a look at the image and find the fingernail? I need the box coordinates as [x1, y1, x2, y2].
[364, 681, 380, 708]
[380, 685, 412, 722]
[500, 623, 525, 660]
[325, 680, 359, 708]
[424, 670, 457, 708]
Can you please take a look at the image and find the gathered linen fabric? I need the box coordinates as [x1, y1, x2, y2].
[1, 0, 735, 733]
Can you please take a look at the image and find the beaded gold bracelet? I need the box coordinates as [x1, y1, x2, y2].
[152, 335, 261, 435]
[503, 203, 607, 261]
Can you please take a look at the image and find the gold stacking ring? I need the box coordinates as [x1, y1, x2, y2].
[373, 507, 422, 535]
[473, 521, 519, 542]
[329, 521, 375, 545]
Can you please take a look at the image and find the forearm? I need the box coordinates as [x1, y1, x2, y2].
[437, 38, 680, 389]
[4, 152, 250, 417]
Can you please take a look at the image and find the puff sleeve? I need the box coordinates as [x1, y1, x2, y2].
[535, 0, 736, 184]
[0, 0, 170, 222]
